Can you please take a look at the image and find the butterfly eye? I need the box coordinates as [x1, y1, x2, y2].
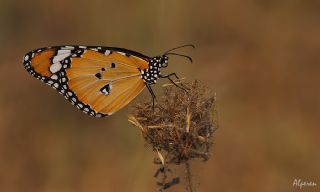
[162, 62, 168, 68]
[160, 56, 168, 67]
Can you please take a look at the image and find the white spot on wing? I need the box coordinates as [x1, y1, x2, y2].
[53, 83, 59, 88]
[118, 52, 126, 56]
[63, 46, 74, 49]
[57, 49, 71, 55]
[49, 63, 62, 73]
[101, 89, 108, 95]
[47, 80, 53, 85]
[51, 74, 58, 80]
[53, 54, 70, 63]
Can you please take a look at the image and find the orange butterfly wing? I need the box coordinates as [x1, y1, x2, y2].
[23, 46, 150, 117]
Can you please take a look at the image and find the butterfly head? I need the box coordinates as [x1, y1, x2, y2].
[142, 45, 194, 84]
[150, 55, 169, 68]
[149, 44, 194, 69]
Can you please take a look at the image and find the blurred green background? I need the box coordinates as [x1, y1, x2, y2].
[0, 0, 319, 191]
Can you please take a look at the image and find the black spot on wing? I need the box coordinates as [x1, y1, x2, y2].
[95, 72, 102, 79]
[100, 83, 112, 95]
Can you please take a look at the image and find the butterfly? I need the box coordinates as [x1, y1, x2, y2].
[22, 45, 194, 117]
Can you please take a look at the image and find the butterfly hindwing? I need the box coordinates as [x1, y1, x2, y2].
[23, 45, 150, 117]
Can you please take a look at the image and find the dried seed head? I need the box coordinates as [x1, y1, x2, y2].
[129, 80, 218, 165]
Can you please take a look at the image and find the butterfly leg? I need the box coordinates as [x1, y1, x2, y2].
[165, 72, 179, 80]
[159, 73, 189, 92]
[146, 83, 156, 109]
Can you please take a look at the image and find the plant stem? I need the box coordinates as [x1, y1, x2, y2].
[185, 161, 193, 192]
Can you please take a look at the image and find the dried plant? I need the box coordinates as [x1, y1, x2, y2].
[128, 80, 218, 191]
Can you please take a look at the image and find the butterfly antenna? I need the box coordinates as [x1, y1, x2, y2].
[165, 52, 193, 63]
[164, 44, 195, 55]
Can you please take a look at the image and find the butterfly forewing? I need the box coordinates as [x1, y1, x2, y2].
[23, 46, 150, 117]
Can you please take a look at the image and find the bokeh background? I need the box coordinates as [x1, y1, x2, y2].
[0, 0, 319, 191]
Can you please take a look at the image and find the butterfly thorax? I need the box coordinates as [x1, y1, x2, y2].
[141, 56, 168, 84]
